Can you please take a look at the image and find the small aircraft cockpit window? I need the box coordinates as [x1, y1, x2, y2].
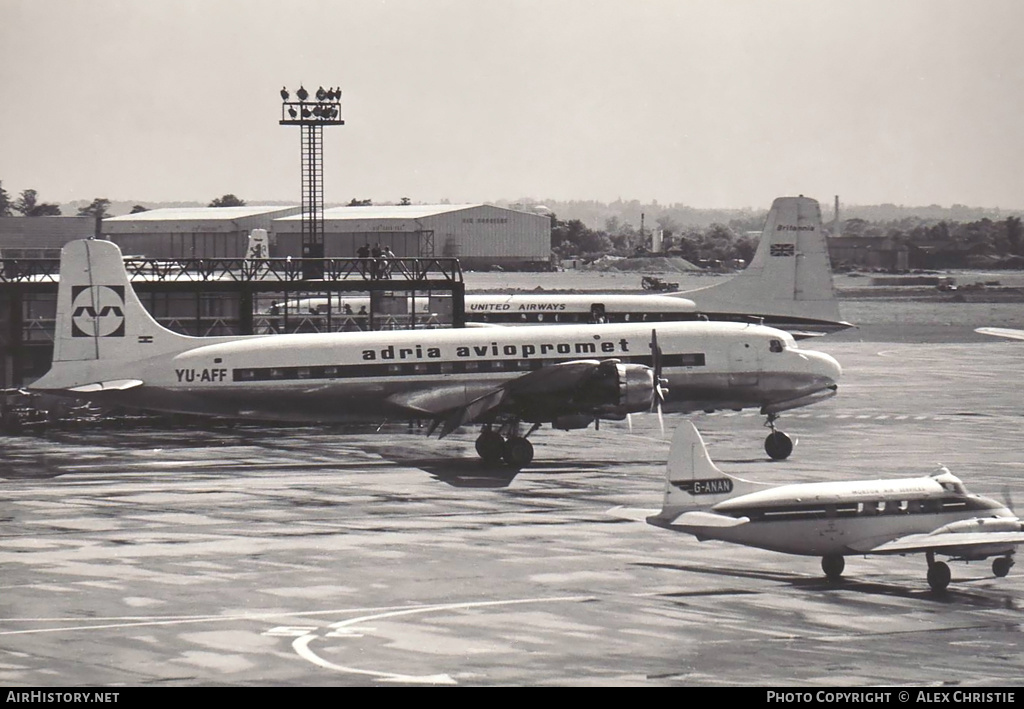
[940, 480, 967, 495]
[769, 339, 784, 353]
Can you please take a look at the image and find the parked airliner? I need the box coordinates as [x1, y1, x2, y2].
[271, 196, 851, 339]
[29, 239, 841, 466]
[614, 423, 1023, 591]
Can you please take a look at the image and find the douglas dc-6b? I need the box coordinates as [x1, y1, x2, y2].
[30, 239, 841, 466]
[614, 423, 1023, 591]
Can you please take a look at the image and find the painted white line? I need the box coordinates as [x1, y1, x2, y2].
[292, 594, 594, 685]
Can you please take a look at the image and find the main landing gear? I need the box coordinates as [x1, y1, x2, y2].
[822, 554, 845, 582]
[475, 421, 540, 469]
[926, 552, 951, 592]
[764, 413, 794, 460]
[992, 555, 1014, 578]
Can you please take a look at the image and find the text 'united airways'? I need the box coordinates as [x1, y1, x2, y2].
[361, 338, 633, 360]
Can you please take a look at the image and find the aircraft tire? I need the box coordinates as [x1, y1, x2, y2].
[821, 554, 845, 581]
[927, 561, 951, 592]
[765, 431, 793, 460]
[475, 431, 505, 464]
[993, 556, 1013, 578]
[502, 437, 534, 469]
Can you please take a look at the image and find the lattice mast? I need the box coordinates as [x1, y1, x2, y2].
[279, 85, 344, 272]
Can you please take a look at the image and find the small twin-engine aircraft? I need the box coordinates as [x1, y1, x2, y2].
[270, 196, 852, 340]
[614, 423, 1023, 591]
[29, 239, 841, 466]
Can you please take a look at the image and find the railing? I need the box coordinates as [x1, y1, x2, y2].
[0, 257, 463, 285]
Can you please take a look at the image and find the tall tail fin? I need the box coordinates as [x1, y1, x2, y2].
[676, 196, 845, 327]
[48, 239, 195, 365]
[660, 422, 761, 513]
[245, 229, 270, 260]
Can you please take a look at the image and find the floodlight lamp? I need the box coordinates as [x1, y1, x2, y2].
[297, 85, 308, 101]
[280, 86, 289, 100]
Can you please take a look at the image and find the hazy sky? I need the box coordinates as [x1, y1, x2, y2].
[2, 0, 1023, 210]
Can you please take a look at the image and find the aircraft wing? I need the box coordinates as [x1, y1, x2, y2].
[862, 531, 1024, 556]
[426, 359, 622, 438]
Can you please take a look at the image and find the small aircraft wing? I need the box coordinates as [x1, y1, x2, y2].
[425, 359, 618, 438]
[861, 531, 1024, 556]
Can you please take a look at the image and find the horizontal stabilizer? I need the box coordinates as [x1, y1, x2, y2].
[68, 379, 145, 393]
[665, 510, 750, 529]
[607, 506, 658, 523]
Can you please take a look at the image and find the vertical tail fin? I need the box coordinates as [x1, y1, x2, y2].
[50, 239, 194, 364]
[245, 229, 269, 260]
[676, 196, 844, 326]
[660, 422, 761, 513]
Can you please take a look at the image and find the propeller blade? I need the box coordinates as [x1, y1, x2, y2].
[627, 413, 633, 433]
[649, 328, 667, 409]
[657, 399, 665, 437]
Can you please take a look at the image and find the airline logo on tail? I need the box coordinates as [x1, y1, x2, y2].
[71, 285, 125, 338]
[672, 478, 734, 495]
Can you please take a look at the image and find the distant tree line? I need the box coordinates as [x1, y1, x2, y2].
[549, 211, 1023, 266]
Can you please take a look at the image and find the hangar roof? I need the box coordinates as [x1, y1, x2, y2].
[276, 204, 483, 221]
[106, 206, 299, 222]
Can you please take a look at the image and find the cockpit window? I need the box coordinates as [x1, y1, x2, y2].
[769, 339, 784, 353]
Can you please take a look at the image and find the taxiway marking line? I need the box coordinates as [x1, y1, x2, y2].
[292, 594, 594, 684]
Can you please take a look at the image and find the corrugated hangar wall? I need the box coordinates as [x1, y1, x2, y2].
[103, 207, 300, 259]
[273, 204, 551, 268]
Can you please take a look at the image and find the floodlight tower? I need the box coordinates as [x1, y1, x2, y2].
[279, 85, 344, 277]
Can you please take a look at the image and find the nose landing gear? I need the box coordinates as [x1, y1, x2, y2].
[764, 413, 794, 460]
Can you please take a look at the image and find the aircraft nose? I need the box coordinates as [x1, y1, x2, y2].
[802, 349, 842, 386]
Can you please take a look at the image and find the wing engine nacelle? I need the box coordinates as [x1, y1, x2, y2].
[588, 361, 656, 417]
[552, 414, 596, 430]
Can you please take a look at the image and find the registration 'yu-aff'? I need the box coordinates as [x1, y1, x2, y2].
[615, 423, 1023, 591]
[30, 240, 841, 467]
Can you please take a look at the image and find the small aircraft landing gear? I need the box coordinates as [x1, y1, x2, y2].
[475, 421, 539, 469]
[926, 551, 951, 592]
[821, 554, 845, 582]
[993, 555, 1014, 578]
[764, 414, 794, 460]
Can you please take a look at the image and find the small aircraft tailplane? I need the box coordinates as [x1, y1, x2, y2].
[49, 239, 196, 365]
[661, 422, 761, 512]
[676, 196, 843, 325]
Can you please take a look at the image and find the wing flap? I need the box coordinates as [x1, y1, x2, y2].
[424, 359, 617, 437]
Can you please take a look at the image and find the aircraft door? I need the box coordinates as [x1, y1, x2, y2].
[728, 341, 761, 387]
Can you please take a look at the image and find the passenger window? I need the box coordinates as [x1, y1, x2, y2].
[875, 501, 886, 513]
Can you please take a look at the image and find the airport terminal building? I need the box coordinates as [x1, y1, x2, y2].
[102, 203, 552, 269]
